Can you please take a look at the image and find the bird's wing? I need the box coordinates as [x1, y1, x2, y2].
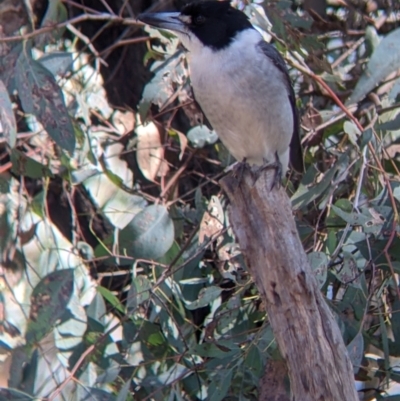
[257, 41, 304, 173]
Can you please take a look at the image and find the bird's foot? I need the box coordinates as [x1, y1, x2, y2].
[252, 153, 282, 190]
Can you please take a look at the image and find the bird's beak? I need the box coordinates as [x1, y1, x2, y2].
[138, 12, 186, 35]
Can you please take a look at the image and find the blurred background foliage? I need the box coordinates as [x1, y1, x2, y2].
[0, 0, 400, 400]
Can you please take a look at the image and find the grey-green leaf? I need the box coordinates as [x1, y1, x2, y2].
[126, 276, 151, 314]
[26, 269, 74, 343]
[186, 286, 222, 310]
[0, 79, 17, 147]
[118, 204, 174, 260]
[347, 26, 400, 104]
[308, 252, 328, 288]
[15, 43, 75, 153]
[378, 113, 400, 131]
[0, 388, 35, 400]
[346, 332, 364, 374]
[11, 149, 53, 179]
[38, 52, 73, 77]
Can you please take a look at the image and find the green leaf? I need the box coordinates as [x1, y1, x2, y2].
[38, 52, 73, 77]
[116, 380, 131, 401]
[334, 252, 361, 287]
[15, 42, 75, 153]
[138, 320, 165, 348]
[192, 342, 238, 359]
[346, 332, 364, 374]
[364, 26, 380, 57]
[186, 286, 222, 310]
[118, 204, 174, 260]
[0, 388, 35, 400]
[378, 113, 400, 131]
[97, 286, 125, 314]
[138, 53, 183, 121]
[331, 205, 369, 226]
[308, 252, 328, 288]
[389, 77, 400, 101]
[343, 121, 361, 148]
[11, 149, 53, 179]
[326, 230, 337, 255]
[0, 79, 17, 147]
[292, 154, 349, 210]
[391, 298, 400, 356]
[0, 43, 22, 92]
[78, 387, 116, 401]
[26, 269, 74, 343]
[126, 276, 151, 314]
[8, 346, 34, 390]
[348, 26, 400, 104]
[207, 369, 233, 401]
[245, 344, 263, 378]
[38, 0, 68, 43]
[379, 311, 390, 375]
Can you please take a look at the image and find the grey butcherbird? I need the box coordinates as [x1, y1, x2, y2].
[138, 1, 303, 187]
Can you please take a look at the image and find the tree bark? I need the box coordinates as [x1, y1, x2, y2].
[220, 168, 358, 401]
[259, 360, 290, 401]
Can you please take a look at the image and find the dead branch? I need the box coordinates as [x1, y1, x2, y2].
[220, 168, 358, 401]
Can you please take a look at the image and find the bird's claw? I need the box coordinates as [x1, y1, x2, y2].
[253, 153, 282, 190]
[232, 158, 248, 184]
[230, 154, 282, 190]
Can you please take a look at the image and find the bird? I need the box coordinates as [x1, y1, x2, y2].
[138, 1, 303, 187]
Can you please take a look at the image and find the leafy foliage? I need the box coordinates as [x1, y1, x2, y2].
[1, 0, 400, 400]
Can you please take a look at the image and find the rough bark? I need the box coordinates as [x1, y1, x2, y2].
[259, 360, 290, 401]
[220, 168, 358, 401]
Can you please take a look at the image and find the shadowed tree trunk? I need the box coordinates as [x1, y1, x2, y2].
[259, 360, 290, 401]
[220, 168, 358, 401]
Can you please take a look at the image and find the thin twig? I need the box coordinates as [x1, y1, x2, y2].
[0, 13, 140, 43]
[66, 24, 108, 68]
[331, 37, 365, 69]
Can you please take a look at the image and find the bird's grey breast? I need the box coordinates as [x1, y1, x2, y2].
[188, 29, 294, 166]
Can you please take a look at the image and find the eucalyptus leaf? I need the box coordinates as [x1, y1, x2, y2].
[11, 149, 53, 179]
[378, 113, 400, 131]
[389, 77, 400, 101]
[38, 52, 73, 76]
[348, 26, 400, 104]
[15, 43, 75, 153]
[116, 380, 131, 401]
[308, 252, 328, 288]
[26, 269, 74, 343]
[37, 0, 68, 44]
[0, 388, 35, 400]
[343, 121, 361, 148]
[346, 332, 364, 374]
[0, 43, 22, 92]
[207, 369, 233, 401]
[118, 204, 174, 260]
[126, 276, 151, 314]
[186, 286, 222, 310]
[0, 79, 17, 147]
[292, 154, 349, 210]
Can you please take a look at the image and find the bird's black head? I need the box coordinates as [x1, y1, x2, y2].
[180, 1, 253, 49]
[138, 1, 254, 51]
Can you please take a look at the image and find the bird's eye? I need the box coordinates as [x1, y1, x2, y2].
[194, 15, 206, 25]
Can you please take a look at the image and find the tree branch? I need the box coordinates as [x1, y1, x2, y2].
[220, 168, 358, 401]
